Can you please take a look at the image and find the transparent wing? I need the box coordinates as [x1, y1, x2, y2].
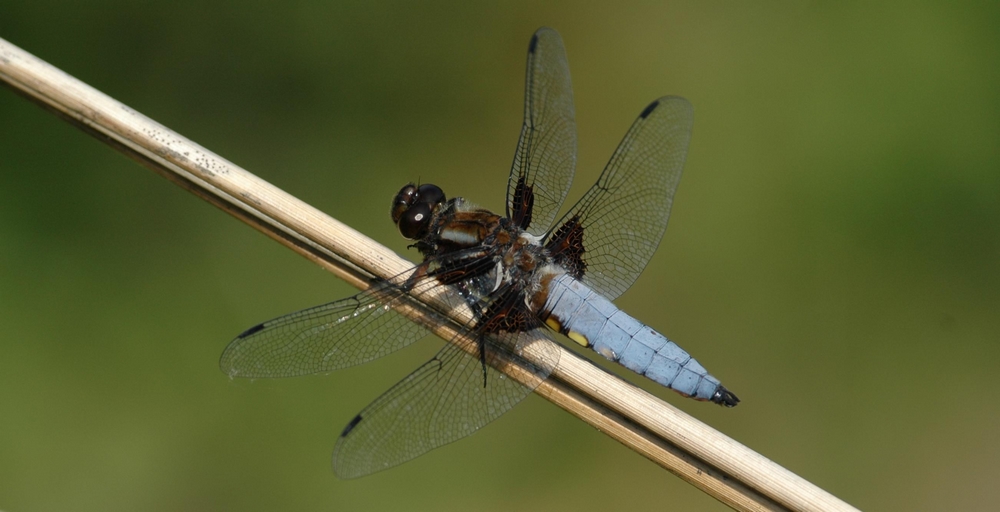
[545, 96, 693, 300]
[220, 269, 450, 378]
[507, 27, 577, 236]
[332, 328, 558, 479]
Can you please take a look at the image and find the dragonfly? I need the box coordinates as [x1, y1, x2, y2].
[221, 27, 738, 479]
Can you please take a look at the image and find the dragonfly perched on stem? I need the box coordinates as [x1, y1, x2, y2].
[221, 27, 738, 479]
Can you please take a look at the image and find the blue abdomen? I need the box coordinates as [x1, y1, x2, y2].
[540, 273, 730, 403]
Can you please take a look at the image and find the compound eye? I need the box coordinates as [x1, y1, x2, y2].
[398, 202, 433, 240]
[391, 184, 418, 224]
[415, 184, 445, 209]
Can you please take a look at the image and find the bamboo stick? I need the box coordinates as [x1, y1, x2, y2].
[0, 36, 859, 512]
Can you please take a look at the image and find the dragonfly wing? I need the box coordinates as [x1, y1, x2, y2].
[332, 328, 558, 479]
[507, 27, 577, 236]
[545, 96, 693, 300]
[220, 270, 448, 378]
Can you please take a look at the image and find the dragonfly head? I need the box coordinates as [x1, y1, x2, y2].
[391, 183, 446, 240]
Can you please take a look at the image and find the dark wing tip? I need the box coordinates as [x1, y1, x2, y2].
[529, 33, 539, 53]
[340, 414, 363, 437]
[712, 386, 740, 407]
[237, 322, 265, 339]
[639, 99, 660, 119]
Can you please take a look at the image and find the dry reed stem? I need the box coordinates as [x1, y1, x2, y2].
[0, 37, 860, 512]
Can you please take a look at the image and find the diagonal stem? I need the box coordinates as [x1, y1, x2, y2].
[0, 36, 859, 512]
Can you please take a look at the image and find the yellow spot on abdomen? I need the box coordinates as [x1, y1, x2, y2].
[567, 330, 590, 347]
[545, 317, 563, 332]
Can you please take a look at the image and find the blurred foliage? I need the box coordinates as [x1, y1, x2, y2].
[1, 1, 998, 511]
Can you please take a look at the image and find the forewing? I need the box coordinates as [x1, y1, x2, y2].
[545, 96, 693, 300]
[507, 27, 577, 236]
[332, 328, 559, 479]
[220, 272, 442, 378]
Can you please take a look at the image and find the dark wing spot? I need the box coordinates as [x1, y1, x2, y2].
[529, 33, 539, 53]
[341, 414, 363, 437]
[510, 176, 535, 230]
[640, 100, 660, 119]
[237, 323, 265, 338]
[479, 287, 536, 334]
[545, 215, 587, 279]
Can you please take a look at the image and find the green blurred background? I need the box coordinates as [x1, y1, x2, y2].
[1, 1, 998, 511]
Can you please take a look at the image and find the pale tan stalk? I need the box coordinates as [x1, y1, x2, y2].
[0, 37, 860, 512]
